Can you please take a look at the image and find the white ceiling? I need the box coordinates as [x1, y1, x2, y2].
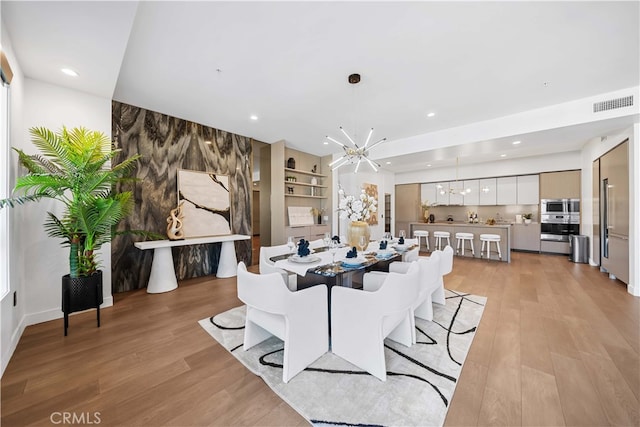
[2, 1, 639, 173]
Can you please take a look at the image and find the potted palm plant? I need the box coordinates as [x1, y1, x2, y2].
[1, 126, 145, 335]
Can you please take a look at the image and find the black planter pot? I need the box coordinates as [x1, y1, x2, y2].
[61, 270, 103, 336]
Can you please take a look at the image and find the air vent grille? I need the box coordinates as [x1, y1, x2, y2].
[593, 95, 633, 113]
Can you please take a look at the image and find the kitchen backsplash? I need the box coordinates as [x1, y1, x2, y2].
[427, 205, 539, 223]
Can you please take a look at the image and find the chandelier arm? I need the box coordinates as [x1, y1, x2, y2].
[366, 137, 387, 151]
[364, 156, 379, 172]
[354, 158, 362, 173]
[329, 154, 347, 167]
[363, 128, 374, 148]
[326, 136, 346, 148]
[331, 158, 350, 171]
[339, 127, 358, 149]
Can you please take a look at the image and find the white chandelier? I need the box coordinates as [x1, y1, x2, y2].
[326, 74, 386, 173]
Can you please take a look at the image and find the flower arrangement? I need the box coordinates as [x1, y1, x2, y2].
[338, 187, 377, 222]
[421, 200, 431, 210]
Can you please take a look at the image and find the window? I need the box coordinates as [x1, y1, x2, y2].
[0, 78, 10, 299]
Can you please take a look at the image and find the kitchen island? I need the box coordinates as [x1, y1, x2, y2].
[409, 222, 511, 262]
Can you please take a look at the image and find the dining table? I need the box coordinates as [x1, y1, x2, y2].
[270, 240, 417, 339]
[271, 241, 417, 290]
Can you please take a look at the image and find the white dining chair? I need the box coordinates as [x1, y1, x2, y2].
[237, 262, 329, 383]
[331, 262, 420, 381]
[259, 244, 297, 291]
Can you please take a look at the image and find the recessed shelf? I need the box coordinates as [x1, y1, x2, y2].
[285, 168, 326, 178]
[284, 194, 327, 199]
[284, 181, 327, 188]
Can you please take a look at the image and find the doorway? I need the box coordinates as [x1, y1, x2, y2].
[384, 193, 391, 233]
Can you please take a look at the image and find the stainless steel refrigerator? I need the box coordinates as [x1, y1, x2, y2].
[600, 140, 629, 284]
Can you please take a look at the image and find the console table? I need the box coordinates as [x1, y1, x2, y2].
[134, 234, 251, 293]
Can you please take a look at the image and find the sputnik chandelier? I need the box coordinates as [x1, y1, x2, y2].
[327, 73, 387, 173]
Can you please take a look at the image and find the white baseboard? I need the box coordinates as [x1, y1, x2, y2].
[1, 297, 113, 377]
[24, 296, 114, 326]
[1, 315, 26, 377]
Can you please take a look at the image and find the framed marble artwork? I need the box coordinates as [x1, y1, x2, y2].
[177, 169, 232, 238]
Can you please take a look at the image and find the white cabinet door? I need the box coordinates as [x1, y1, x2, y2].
[448, 181, 464, 205]
[517, 174, 539, 205]
[497, 176, 517, 205]
[421, 183, 438, 207]
[463, 179, 479, 205]
[479, 178, 497, 205]
[436, 182, 449, 205]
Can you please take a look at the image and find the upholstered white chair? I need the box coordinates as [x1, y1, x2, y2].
[388, 245, 452, 307]
[403, 238, 420, 262]
[331, 262, 420, 381]
[259, 244, 297, 291]
[237, 262, 329, 383]
[433, 245, 454, 306]
[364, 245, 454, 343]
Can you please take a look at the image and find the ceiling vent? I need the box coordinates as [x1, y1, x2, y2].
[593, 95, 633, 113]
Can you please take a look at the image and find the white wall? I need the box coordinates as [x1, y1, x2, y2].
[20, 78, 113, 323]
[2, 71, 112, 375]
[336, 166, 395, 241]
[395, 150, 582, 185]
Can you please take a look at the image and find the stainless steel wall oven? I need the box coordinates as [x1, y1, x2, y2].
[540, 199, 580, 242]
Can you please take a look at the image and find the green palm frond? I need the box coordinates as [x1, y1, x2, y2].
[4, 125, 146, 278]
[43, 212, 74, 244]
[0, 194, 44, 209]
[28, 127, 75, 172]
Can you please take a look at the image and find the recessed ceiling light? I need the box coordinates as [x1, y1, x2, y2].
[386, 161, 391, 165]
[512, 140, 521, 145]
[61, 68, 78, 77]
[427, 112, 435, 118]
[323, 141, 328, 145]
[250, 115, 258, 121]
[427, 164, 432, 167]
[500, 154, 507, 157]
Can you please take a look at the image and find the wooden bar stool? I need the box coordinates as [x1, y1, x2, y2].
[413, 230, 429, 251]
[480, 233, 502, 260]
[433, 231, 451, 251]
[455, 232, 475, 256]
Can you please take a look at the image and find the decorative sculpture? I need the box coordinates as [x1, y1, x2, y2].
[166, 201, 185, 240]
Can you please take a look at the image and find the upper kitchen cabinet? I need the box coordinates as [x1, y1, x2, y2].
[496, 176, 517, 205]
[517, 174, 539, 204]
[436, 182, 449, 205]
[448, 181, 464, 205]
[421, 182, 438, 207]
[463, 179, 480, 205]
[540, 170, 581, 199]
[479, 178, 497, 205]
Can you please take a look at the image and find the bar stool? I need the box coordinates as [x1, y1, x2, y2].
[433, 231, 451, 251]
[455, 232, 475, 256]
[480, 234, 502, 260]
[413, 230, 429, 251]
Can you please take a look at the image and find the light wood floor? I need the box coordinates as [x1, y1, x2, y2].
[2, 252, 638, 426]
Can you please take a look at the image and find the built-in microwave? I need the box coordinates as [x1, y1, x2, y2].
[566, 199, 580, 213]
[541, 198, 580, 215]
[541, 199, 568, 214]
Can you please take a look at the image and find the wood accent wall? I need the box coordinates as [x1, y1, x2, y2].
[111, 101, 253, 293]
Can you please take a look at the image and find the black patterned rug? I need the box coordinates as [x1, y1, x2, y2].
[198, 289, 486, 426]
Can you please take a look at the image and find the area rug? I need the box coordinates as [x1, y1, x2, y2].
[198, 289, 486, 426]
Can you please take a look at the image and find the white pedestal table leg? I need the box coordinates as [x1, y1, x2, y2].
[147, 247, 178, 294]
[217, 241, 239, 278]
